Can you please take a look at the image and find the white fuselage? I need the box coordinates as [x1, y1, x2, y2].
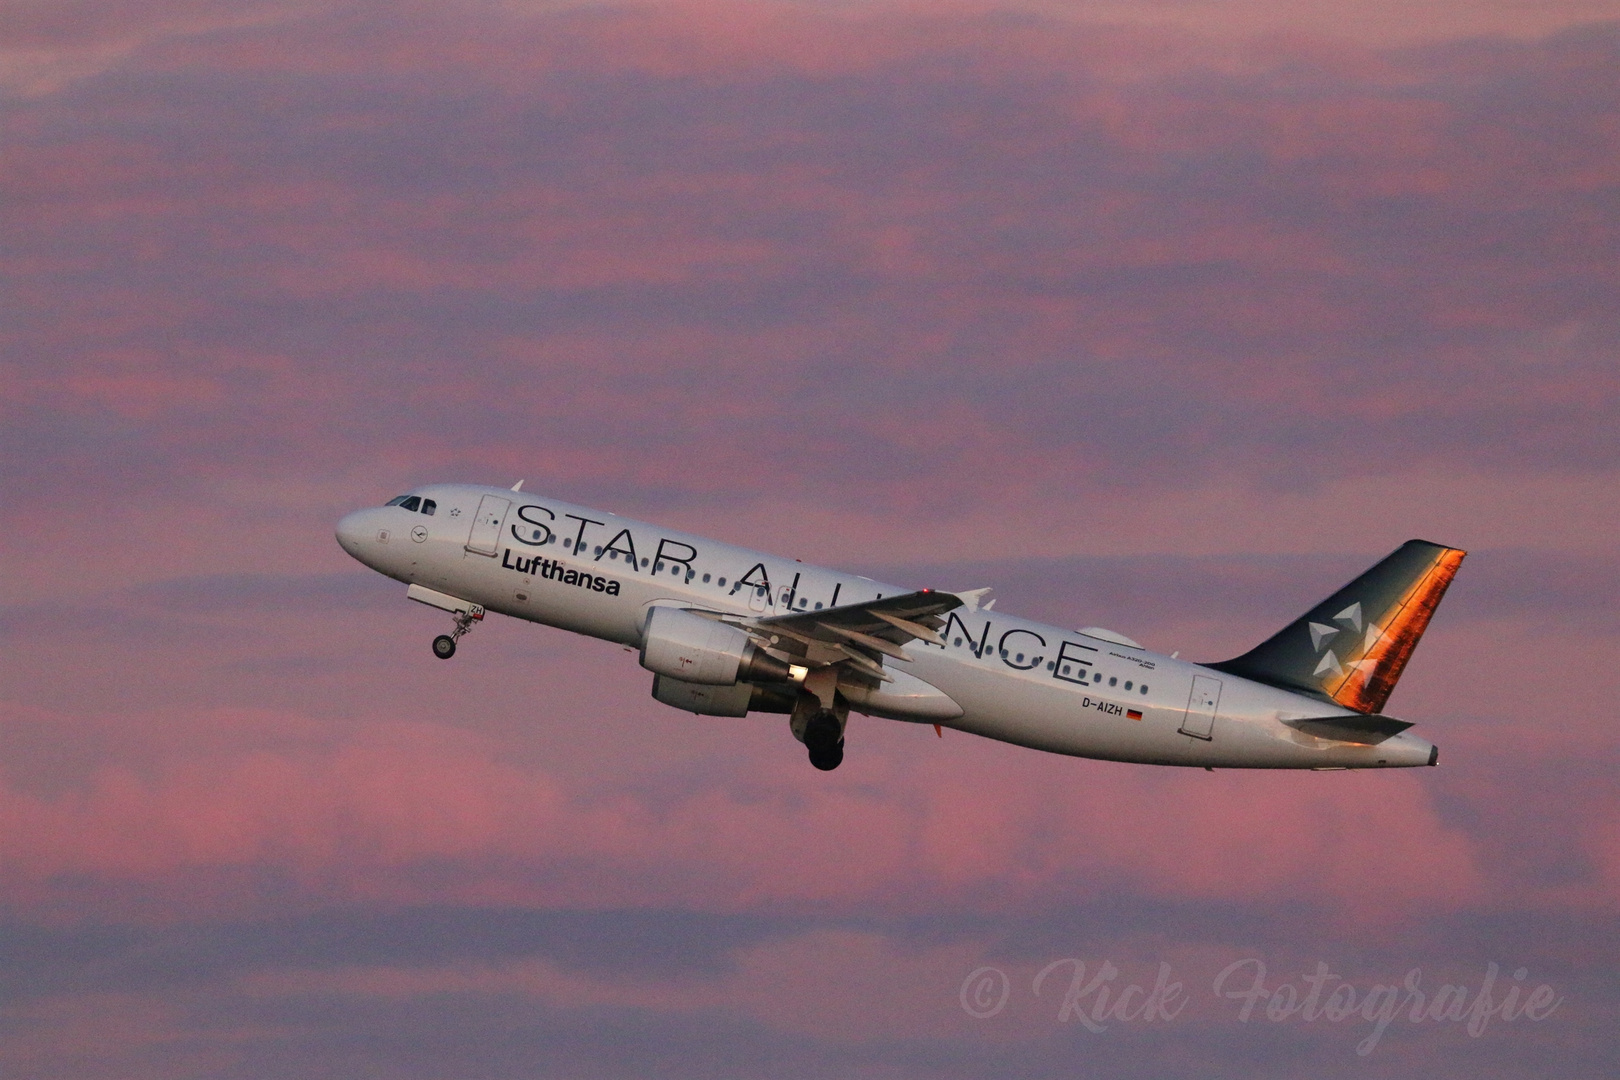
[336, 484, 1436, 769]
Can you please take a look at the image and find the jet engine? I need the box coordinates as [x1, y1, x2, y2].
[650, 675, 754, 716]
[651, 675, 796, 717]
[639, 606, 795, 686]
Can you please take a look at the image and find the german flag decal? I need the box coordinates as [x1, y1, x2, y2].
[1126, 709, 1143, 720]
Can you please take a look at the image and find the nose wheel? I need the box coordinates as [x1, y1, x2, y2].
[431, 610, 479, 660]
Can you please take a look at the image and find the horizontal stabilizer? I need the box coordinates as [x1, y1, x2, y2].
[1210, 540, 1465, 714]
[1283, 714, 1414, 745]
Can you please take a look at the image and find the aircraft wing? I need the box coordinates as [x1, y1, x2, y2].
[738, 590, 962, 683]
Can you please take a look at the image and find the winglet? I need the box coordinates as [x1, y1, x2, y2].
[953, 588, 993, 612]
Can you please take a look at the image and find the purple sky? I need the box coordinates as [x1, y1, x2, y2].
[3, 2, 1617, 1076]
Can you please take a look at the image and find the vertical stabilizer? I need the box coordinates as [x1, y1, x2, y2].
[1209, 540, 1466, 714]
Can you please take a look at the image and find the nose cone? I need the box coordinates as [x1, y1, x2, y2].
[335, 509, 372, 561]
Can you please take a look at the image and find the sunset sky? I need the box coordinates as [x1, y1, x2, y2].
[3, 2, 1618, 1076]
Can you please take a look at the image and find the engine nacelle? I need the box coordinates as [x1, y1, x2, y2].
[651, 675, 754, 717]
[651, 675, 798, 717]
[639, 606, 795, 686]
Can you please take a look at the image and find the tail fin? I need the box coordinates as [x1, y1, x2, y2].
[1209, 540, 1466, 714]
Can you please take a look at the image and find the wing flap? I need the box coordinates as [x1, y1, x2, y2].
[752, 589, 961, 645]
[867, 609, 944, 646]
[819, 623, 913, 661]
[741, 590, 962, 682]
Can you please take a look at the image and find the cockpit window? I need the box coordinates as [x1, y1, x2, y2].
[386, 495, 411, 506]
[398, 496, 422, 512]
[420, 499, 436, 516]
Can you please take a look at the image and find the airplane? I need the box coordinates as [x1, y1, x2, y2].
[336, 482, 1464, 772]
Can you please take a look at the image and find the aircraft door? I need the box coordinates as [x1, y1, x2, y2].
[748, 582, 769, 613]
[1179, 675, 1222, 740]
[465, 495, 511, 556]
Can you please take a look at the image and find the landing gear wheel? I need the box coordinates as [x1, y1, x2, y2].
[432, 609, 478, 660]
[808, 738, 844, 771]
[804, 710, 844, 771]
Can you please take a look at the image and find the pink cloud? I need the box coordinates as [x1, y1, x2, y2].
[3, 5, 1616, 1075]
[6, 5, 1616, 526]
[0, 695, 1514, 920]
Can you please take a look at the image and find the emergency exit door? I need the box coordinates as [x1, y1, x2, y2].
[1179, 675, 1222, 740]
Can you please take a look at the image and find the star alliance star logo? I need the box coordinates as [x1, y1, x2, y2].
[1307, 601, 1386, 685]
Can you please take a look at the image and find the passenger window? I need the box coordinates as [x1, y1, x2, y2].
[1108, 676, 1117, 687]
[1125, 681, 1133, 690]
[955, 638, 963, 647]
[420, 499, 436, 516]
[400, 496, 421, 512]
[702, 573, 711, 583]
[718, 578, 727, 587]
[1140, 685, 1149, 694]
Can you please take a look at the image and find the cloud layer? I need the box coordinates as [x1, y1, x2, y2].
[3, 2, 1617, 1076]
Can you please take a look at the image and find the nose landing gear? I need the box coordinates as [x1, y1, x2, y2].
[432, 609, 479, 660]
[405, 584, 485, 661]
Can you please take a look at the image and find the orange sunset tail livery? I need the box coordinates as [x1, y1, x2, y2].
[1210, 541, 1467, 714]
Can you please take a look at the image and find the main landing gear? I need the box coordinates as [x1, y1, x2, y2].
[432, 609, 478, 660]
[790, 684, 847, 771]
[804, 711, 845, 771]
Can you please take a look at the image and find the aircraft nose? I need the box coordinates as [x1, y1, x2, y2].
[335, 509, 370, 557]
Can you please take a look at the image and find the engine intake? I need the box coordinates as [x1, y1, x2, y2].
[639, 606, 794, 686]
